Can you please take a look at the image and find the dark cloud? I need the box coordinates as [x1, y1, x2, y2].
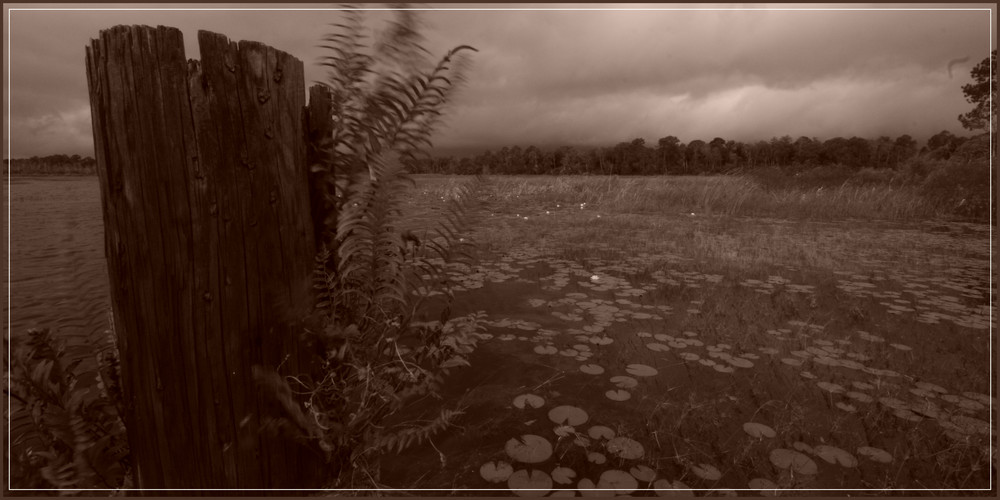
[4, 4, 995, 158]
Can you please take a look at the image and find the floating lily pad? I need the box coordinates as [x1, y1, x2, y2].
[606, 436, 644, 460]
[781, 358, 803, 366]
[816, 381, 845, 393]
[652, 479, 694, 497]
[549, 490, 577, 497]
[792, 441, 813, 454]
[714, 364, 734, 373]
[573, 436, 592, 447]
[629, 465, 657, 482]
[611, 375, 639, 389]
[742, 422, 776, 439]
[748, 478, 779, 496]
[626, 364, 658, 377]
[769, 448, 817, 475]
[646, 343, 671, 352]
[577, 478, 601, 497]
[856, 446, 893, 464]
[505, 435, 554, 464]
[480, 461, 514, 483]
[587, 452, 607, 464]
[534, 345, 558, 355]
[690, 463, 722, 481]
[588, 425, 615, 440]
[597, 470, 638, 495]
[549, 406, 589, 426]
[514, 394, 546, 409]
[508, 469, 553, 497]
[579, 364, 605, 375]
[915, 381, 947, 393]
[606, 389, 631, 401]
[799, 371, 817, 379]
[679, 352, 700, 361]
[812, 445, 858, 467]
[835, 402, 857, 412]
[552, 466, 576, 485]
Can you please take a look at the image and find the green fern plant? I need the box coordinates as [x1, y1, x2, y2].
[5, 327, 130, 494]
[252, 6, 485, 488]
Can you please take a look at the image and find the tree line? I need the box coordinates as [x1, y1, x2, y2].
[3, 154, 98, 175]
[408, 130, 986, 176]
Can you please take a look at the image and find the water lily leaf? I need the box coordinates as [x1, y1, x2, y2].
[748, 478, 779, 496]
[646, 343, 671, 352]
[606, 436, 644, 460]
[812, 445, 858, 467]
[769, 448, 817, 475]
[690, 463, 722, 481]
[626, 363, 658, 377]
[652, 479, 694, 497]
[505, 435, 553, 464]
[579, 364, 604, 375]
[577, 478, 602, 497]
[548, 405, 589, 426]
[742, 422, 776, 439]
[606, 389, 631, 401]
[726, 357, 754, 368]
[586, 451, 607, 464]
[549, 489, 577, 497]
[588, 425, 615, 440]
[534, 345, 558, 355]
[816, 381, 845, 393]
[551, 466, 576, 484]
[629, 465, 657, 482]
[856, 446, 893, 464]
[513, 394, 545, 409]
[480, 461, 514, 483]
[611, 375, 639, 389]
[597, 470, 638, 495]
[508, 469, 553, 497]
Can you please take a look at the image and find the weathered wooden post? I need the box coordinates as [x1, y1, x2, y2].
[85, 25, 321, 490]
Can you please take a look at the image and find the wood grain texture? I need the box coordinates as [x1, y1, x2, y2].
[86, 24, 320, 490]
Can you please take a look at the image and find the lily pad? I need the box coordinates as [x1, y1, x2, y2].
[597, 470, 638, 495]
[816, 381, 845, 394]
[514, 394, 546, 409]
[856, 446, 893, 464]
[629, 465, 657, 482]
[748, 478, 779, 496]
[505, 435, 554, 464]
[646, 343, 671, 352]
[690, 463, 722, 481]
[579, 364, 604, 375]
[534, 345, 558, 355]
[726, 357, 754, 369]
[626, 363, 658, 377]
[652, 479, 694, 497]
[606, 389, 631, 401]
[588, 425, 615, 440]
[611, 375, 639, 389]
[587, 451, 607, 464]
[551, 466, 576, 485]
[577, 478, 601, 497]
[742, 422, 776, 439]
[549, 406, 589, 426]
[606, 436, 645, 460]
[769, 448, 818, 475]
[812, 445, 858, 467]
[508, 469, 553, 497]
[480, 461, 514, 483]
[554, 425, 576, 438]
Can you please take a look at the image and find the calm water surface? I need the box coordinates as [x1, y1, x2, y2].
[5, 176, 112, 377]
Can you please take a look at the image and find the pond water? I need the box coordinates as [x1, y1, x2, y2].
[5, 175, 996, 495]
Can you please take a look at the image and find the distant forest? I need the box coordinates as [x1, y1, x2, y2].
[3, 155, 97, 175]
[5, 131, 988, 178]
[411, 130, 989, 176]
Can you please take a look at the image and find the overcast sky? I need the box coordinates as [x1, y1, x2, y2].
[3, 3, 996, 158]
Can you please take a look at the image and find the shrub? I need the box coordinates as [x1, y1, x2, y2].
[252, 9, 485, 488]
[920, 160, 993, 221]
[5, 327, 130, 493]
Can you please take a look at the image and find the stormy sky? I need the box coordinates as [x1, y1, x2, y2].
[3, 3, 996, 158]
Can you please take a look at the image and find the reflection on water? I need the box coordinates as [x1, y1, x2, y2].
[5, 176, 113, 380]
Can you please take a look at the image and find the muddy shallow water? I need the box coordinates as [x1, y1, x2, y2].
[5, 175, 996, 495]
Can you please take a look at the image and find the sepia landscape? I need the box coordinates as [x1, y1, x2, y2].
[4, 3, 997, 497]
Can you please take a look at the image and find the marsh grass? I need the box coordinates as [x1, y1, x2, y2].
[421, 174, 983, 224]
